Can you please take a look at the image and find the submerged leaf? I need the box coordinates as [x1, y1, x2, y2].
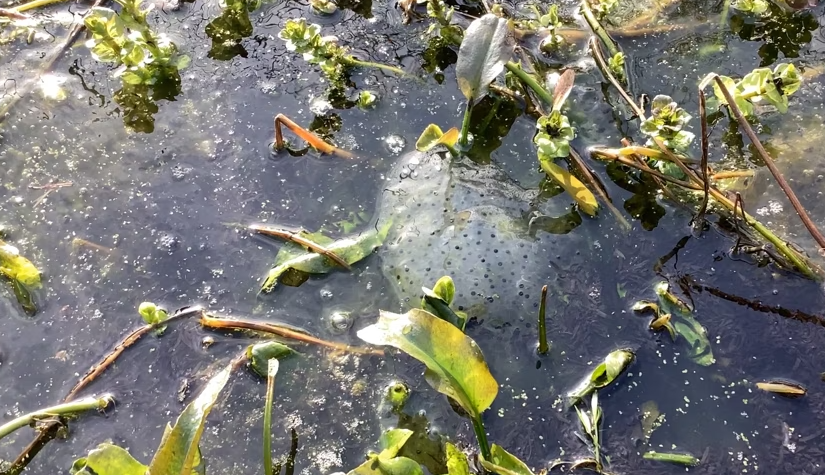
[643, 451, 699, 466]
[247, 340, 295, 377]
[756, 381, 806, 397]
[538, 158, 598, 216]
[349, 429, 423, 475]
[148, 362, 233, 475]
[357, 308, 498, 418]
[70, 443, 148, 475]
[568, 349, 634, 403]
[379, 429, 415, 458]
[480, 445, 535, 475]
[262, 223, 391, 292]
[455, 14, 513, 103]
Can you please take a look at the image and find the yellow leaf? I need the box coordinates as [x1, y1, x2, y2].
[756, 381, 806, 397]
[539, 159, 599, 216]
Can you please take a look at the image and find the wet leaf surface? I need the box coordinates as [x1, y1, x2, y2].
[357, 308, 498, 419]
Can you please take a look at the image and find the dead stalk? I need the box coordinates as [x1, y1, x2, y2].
[273, 114, 354, 159]
[200, 313, 384, 356]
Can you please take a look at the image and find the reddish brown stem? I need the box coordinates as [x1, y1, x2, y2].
[249, 224, 351, 270]
[274, 114, 354, 159]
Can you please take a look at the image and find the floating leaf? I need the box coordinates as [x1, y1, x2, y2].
[756, 381, 806, 397]
[652, 282, 714, 365]
[262, 222, 391, 292]
[349, 429, 423, 475]
[247, 341, 295, 377]
[415, 124, 459, 152]
[643, 451, 699, 466]
[538, 158, 598, 216]
[480, 444, 535, 475]
[0, 240, 41, 288]
[445, 443, 469, 475]
[148, 362, 233, 475]
[357, 308, 498, 419]
[70, 443, 148, 475]
[568, 349, 634, 403]
[455, 14, 512, 103]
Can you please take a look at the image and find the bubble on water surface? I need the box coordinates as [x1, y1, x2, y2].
[157, 233, 180, 252]
[327, 310, 353, 333]
[383, 134, 406, 155]
[310, 98, 334, 116]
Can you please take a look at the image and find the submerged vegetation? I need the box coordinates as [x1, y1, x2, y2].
[3, 0, 825, 472]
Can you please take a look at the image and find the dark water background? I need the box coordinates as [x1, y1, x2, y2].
[2, 0, 825, 473]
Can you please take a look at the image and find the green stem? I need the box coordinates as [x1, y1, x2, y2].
[471, 415, 492, 461]
[580, 0, 621, 59]
[459, 101, 473, 147]
[263, 360, 279, 475]
[538, 285, 549, 354]
[0, 395, 113, 441]
[477, 96, 502, 136]
[347, 57, 407, 77]
[504, 62, 554, 108]
[11, 0, 66, 13]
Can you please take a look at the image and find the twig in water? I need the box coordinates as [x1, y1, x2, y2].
[263, 359, 279, 475]
[569, 148, 631, 230]
[249, 224, 351, 270]
[712, 76, 825, 252]
[200, 313, 384, 356]
[273, 114, 354, 158]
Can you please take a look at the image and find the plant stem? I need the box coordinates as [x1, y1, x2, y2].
[263, 360, 280, 475]
[714, 76, 825, 254]
[504, 62, 554, 108]
[459, 101, 473, 147]
[347, 58, 407, 77]
[538, 285, 549, 354]
[0, 395, 113, 441]
[580, 0, 621, 59]
[11, 0, 66, 13]
[471, 415, 492, 461]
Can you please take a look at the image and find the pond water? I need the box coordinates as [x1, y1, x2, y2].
[2, 0, 825, 473]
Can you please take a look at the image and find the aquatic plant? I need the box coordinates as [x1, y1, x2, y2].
[278, 18, 405, 93]
[84, 0, 189, 86]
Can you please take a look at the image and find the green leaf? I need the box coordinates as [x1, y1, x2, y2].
[415, 124, 459, 152]
[431, 276, 455, 304]
[148, 362, 233, 475]
[0, 240, 41, 288]
[70, 443, 148, 475]
[246, 340, 295, 377]
[568, 349, 634, 402]
[445, 443, 469, 475]
[421, 287, 465, 330]
[357, 309, 498, 419]
[774, 63, 800, 96]
[379, 429, 415, 458]
[480, 445, 535, 475]
[643, 451, 699, 466]
[538, 158, 599, 217]
[261, 222, 391, 293]
[455, 14, 513, 103]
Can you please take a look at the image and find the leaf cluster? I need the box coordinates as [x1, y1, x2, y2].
[640, 95, 695, 154]
[712, 63, 801, 115]
[278, 18, 350, 84]
[534, 110, 575, 159]
[731, 0, 769, 15]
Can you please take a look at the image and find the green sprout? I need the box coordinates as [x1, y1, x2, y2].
[534, 5, 564, 50]
[534, 110, 575, 159]
[712, 63, 801, 115]
[591, 0, 619, 18]
[426, 0, 463, 46]
[608, 52, 625, 81]
[358, 90, 378, 109]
